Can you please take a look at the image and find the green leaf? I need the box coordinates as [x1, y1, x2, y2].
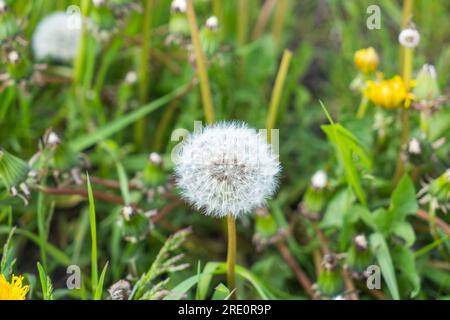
[390, 174, 418, 220]
[86, 173, 98, 295]
[196, 262, 220, 300]
[37, 261, 54, 300]
[321, 188, 355, 228]
[391, 222, 416, 247]
[94, 262, 109, 300]
[70, 84, 190, 152]
[212, 283, 232, 300]
[370, 233, 400, 300]
[392, 246, 420, 298]
[163, 275, 199, 300]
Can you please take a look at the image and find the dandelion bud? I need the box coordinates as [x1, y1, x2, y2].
[171, 0, 186, 13]
[8, 51, 20, 64]
[354, 47, 379, 74]
[205, 16, 219, 31]
[413, 64, 440, 103]
[119, 207, 150, 243]
[346, 235, 372, 278]
[315, 254, 344, 298]
[419, 169, 450, 213]
[121, 205, 135, 221]
[175, 122, 280, 218]
[399, 28, 420, 48]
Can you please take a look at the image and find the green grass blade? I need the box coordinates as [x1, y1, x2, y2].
[94, 262, 109, 300]
[86, 173, 99, 296]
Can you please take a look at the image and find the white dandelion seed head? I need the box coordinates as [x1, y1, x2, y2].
[408, 138, 421, 155]
[311, 170, 327, 190]
[205, 16, 219, 30]
[398, 28, 420, 48]
[175, 122, 281, 218]
[32, 12, 82, 62]
[171, 0, 187, 13]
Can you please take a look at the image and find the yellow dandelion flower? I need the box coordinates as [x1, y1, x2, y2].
[354, 47, 379, 74]
[0, 274, 29, 300]
[364, 75, 414, 109]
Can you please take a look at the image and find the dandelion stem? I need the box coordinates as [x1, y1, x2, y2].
[186, 0, 215, 124]
[356, 95, 369, 119]
[266, 49, 292, 140]
[393, 0, 414, 187]
[226, 214, 237, 299]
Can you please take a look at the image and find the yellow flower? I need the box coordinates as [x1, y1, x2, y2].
[354, 47, 379, 74]
[0, 274, 29, 300]
[364, 75, 414, 109]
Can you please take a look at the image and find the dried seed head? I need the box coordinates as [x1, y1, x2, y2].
[32, 12, 81, 62]
[175, 122, 281, 218]
[399, 28, 420, 48]
[108, 280, 131, 300]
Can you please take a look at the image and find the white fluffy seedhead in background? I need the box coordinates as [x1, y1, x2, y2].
[175, 122, 281, 218]
[171, 0, 187, 13]
[32, 12, 82, 62]
[398, 28, 420, 48]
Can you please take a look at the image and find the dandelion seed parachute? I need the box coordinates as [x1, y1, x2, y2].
[175, 122, 281, 218]
[32, 12, 81, 62]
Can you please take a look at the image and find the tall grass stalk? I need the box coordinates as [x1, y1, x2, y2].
[86, 174, 98, 296]
[393, 0, 414, 186]
[272, 0, 288, 46]
[134, 0, 153, 148]
[186, 0, 215, 124]
[266, 49, 293, 140]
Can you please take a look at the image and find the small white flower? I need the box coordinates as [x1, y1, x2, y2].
[32, 12, 82, 62]
[171, 0, 187, 13]
[175, 122, 281, 218]
[311, 170, 327, 190]
[125, 71, 137, 84]
[8, 51, 20, 64]
[205, 16, 219, 30]
[408, 138, 421, 155]
[398, 28, 420, 48]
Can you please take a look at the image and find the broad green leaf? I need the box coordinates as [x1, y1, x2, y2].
[212, 283, 232, 300]
[321, 188, 356, 228]
[390, 174, 418, 219]
[392, 246, 420, 298]
[391, 222, 416, 247]
[370, 233, 400, 300]
[196, 262, 220, 300]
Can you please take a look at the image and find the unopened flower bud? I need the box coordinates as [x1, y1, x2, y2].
[354, 47, 379, 74]
[413, 64, 440, 102]
[399, 28, 420, 48]
[354, 234, 368, 251]
[121, 205, 135, 221]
